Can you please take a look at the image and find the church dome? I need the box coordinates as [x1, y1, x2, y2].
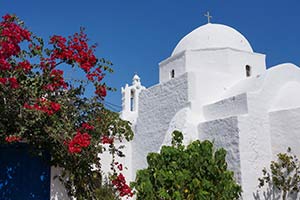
[172, 23, 253, 56]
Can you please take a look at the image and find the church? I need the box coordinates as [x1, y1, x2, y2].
[120, 21, 300, 199]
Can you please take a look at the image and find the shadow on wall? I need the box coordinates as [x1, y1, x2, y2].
[50, 167, 70, 200]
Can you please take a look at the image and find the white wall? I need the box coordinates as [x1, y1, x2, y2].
[50, 167, 70, 200]
[132, 73, 190, 175]
[159, 52, 186, 83]
[269, 107, 300, 157]
[203, 93, 248, 121]
[198, 116, 242, 184]
[187, 49, 265, 106]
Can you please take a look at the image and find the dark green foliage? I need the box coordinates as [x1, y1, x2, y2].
[131, 131, 241, 200]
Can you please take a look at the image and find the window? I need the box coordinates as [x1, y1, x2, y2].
[246, 65, 251, 77]
[170, 69, 175, 78]
[130, 90, 135, 111]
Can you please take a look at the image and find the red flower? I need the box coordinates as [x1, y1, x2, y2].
[8, 77, 19, 89]
[95, 85, 106, 98]
[81, 133, 91, 147]
[0, 15, 31, 60]
[86, 73, 95, 81]
[50, 35, 67, 45]
[68, 140, 82, 153]
[67, 132, 91, 154]
[81, 123, 94, 130]
[2, 14, 14, 21]
[101, 136, 114, 145]
[50, 102, 61, 112]
[0, 78, 7, 85]
[86, 68, 104, 82]
[5, 135, 21, 143]
[80, 62, 92, 73]
[117, 164, 123, 171]
[18, 60, 31, 72]
[0, 59, 11, 70]
[112, 173, 133, 197]
[43, 69, 67, 91]
[24, 99, 61, 116]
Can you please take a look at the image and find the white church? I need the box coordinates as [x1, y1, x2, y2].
[120, 21, 300, 199]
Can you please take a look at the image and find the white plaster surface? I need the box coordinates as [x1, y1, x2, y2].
[162, 107, 199, 146]
[269, 107, 300, 158]
[159, 52, 186, 83]
[132, 73, 190, 175]
[203, 93, 248, 120]
[198, 116, 242, 183]
[172, 23, 253, 56]
[50, 167, 70, 200]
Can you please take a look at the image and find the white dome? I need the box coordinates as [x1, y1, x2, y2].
[172, 23, 253, 56]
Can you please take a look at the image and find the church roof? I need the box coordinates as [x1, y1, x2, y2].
[172, 23, 253, 56]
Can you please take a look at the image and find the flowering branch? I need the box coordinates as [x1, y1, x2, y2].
[0, 14, 133, 199]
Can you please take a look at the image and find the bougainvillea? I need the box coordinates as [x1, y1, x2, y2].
[0, 14, 133, 199]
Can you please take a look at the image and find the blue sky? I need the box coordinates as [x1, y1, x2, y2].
[1, 0, 300, 111]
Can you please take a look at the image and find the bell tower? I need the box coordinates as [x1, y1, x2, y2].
[120, 74, 145, 124]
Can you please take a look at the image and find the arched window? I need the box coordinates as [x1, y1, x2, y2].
[170, 69, 175, 79]
[130, 90, 135, 111]
[246, 65, 251, 77]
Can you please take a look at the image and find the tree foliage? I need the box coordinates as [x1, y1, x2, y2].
[258, 148, 300, 200]
[131, 130, 242, 200]
[0, 14, 133, 199]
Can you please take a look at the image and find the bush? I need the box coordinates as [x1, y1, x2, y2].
[258, 148, 300, 200]
[131, 130, 241, 200]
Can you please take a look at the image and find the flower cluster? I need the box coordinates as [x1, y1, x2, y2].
[81, 122, 95, 130]
[101, 135, 114, 145]
[0, 14, 133, 200]
[43, 69, 68, 91]
[111, 162, 133, 197]
[66, 131, 91, 153]
[49, 32, 98, 73]
[46, 30, 106, 98]
[17, 60, 32, 73]
[86, 67, 104, 82]
[0, 14, 31, 60]
[112, 173, 133, 197]
[24, 98, 61, 115]
[0, 15, 31, 90]
[95, 85, 107, 98]
[5, 135, 21, 143]
[0, 77, 19, 89]
[64, 123, 95, 154]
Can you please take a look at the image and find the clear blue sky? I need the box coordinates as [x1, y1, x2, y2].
[1, 0, 300, 111]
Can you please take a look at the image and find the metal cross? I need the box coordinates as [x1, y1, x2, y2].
[204, 11, 212, 23]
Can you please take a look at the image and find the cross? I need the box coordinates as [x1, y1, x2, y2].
[204, 11, 212, 23]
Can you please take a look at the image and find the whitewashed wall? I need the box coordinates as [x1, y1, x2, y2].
[132, 73, 190, 175]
